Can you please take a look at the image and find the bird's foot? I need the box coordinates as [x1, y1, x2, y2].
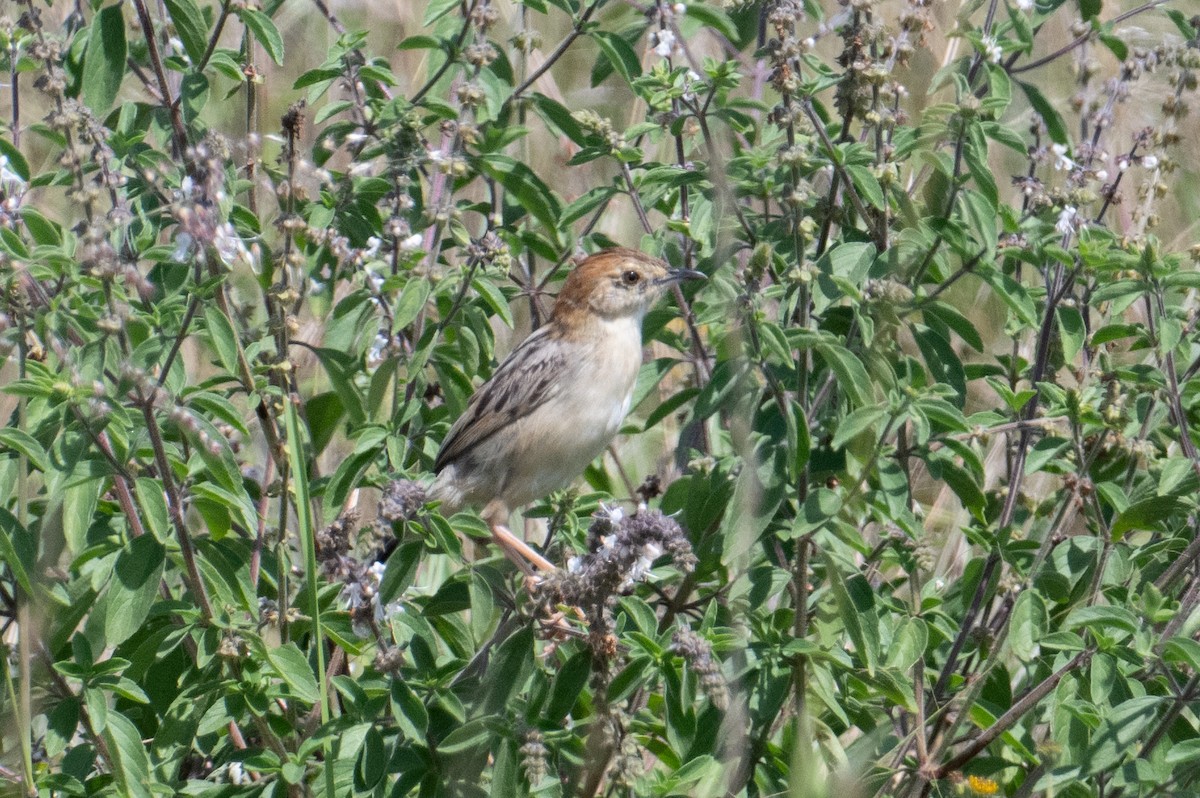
[490, 522, 556, 576]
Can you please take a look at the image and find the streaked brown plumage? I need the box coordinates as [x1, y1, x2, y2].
[430, 247, 703, 571]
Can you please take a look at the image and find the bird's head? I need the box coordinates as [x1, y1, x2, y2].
[552, 247, 705, 326]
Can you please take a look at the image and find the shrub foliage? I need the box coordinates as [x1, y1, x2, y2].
[1, 0, 1200, 796]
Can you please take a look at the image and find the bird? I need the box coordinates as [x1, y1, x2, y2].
[429, 247, 704, 573]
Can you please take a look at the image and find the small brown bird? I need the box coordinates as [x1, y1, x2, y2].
[430, 247, 704, 572]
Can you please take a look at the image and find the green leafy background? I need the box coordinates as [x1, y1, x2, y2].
[1, 0, 1199, 796]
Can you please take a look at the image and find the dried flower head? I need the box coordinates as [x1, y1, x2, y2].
[672, 627, 729, 710]
[377, 479, 428, 528]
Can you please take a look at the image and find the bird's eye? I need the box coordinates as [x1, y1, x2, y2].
[621, 270, 641, 285]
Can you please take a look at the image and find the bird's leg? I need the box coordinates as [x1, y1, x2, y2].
[482, 500, 556, 575]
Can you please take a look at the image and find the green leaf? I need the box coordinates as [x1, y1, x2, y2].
[485, 626, 535, 714]
[477, 154, 563, 234]
[1091, 323, 1141, 346]
[1065, 605, 1139, 635]
[0, 428, 49, 472]
[423, 0, 460, 25]
[927, 453, 985, 519]
[885, 617, 928, 671]
[305, 392, 344, 457]
[162, 0, 208, 65]
[102, 711, 152, 798]
[264, 642, 320, 704]
[960, 121, 998, 208]
[592, 30, 643, 85]
[61, 477, 102, 555]
[20, 208, 62, 246]
[1165, 8, 1198, 39]
[390, 678, 429, 740]
[1080, 697, 1162, 776]
[82, 4, 127, 114]
[323, 448, 377, 525]
[959, 188, 998, 256]
[1098, 33, 1126, 61]
[561, 185, 618, 225]
[912, 323, 966, 403]
[190, 482, 258, 540]
[313, 347, 367, 425]
[845, 165, 885, 210]
[546, 651, 590, 722]
[1165, 738, 1200, 767]
[0, 508, 36, 598]
[355, 725, 387, 791]
[1056, 305, 1086, 363]
[530, 93, 587, 145]
[831, 404, 888, 449]
[1162, 637, 1200, 671]
[682, 4, 740, 40]
[239, 8, 285, 66]
[179, 72, 210, 124]
[1110, 496, 1184, 541]
[979, 264, 1037, 327]
[0, 138, 30, 182]
[104, 535, 166, 646]
[490, 737, 519, 798]
[812, 340, 872, 407]
[1018, 81, 1069, 145]
[823, 552, 879, 676]
[393, 278, 432, 330]
[203, 306, 241, 377]
[1008, 590, 1046, 659]
[437, 717, 493, 755]
[924, 300, 984, 352]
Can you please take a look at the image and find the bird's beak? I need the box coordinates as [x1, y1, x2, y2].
[658, 268, 706, 285]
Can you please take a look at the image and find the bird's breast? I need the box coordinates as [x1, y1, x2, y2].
[502, 319, 644, 504]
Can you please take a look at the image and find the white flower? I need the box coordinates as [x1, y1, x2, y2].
[227, 762, 249, 786]
[172, 232, 194, 261]
[0, 157, 25, 195]
[981, 35, 1002, 64]
[1141, 154, 1159, 169]
[1055, 205, 1077, 236]
[214, 223, 252, 268]
[375, 599, 404, 624]
[178, 175, 194, 198]
[673, 2, 686, 12]
[653, 29, 676, 58]
[345, 130, 368, 145]
[400, 233, 424, 252]
[368, 332, 390, 366]
[1095, 169, 1108, 182]
[1117, 156, 1130, 172]
[1051, 143, 1076, 171]
[368, 561, 386, 583]
[1016, 0, 1033, 11]
[427, 148, 446, 164]
[363, 236, 382, 259]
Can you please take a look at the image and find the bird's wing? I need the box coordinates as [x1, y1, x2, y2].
[434, 325, 569, 472]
